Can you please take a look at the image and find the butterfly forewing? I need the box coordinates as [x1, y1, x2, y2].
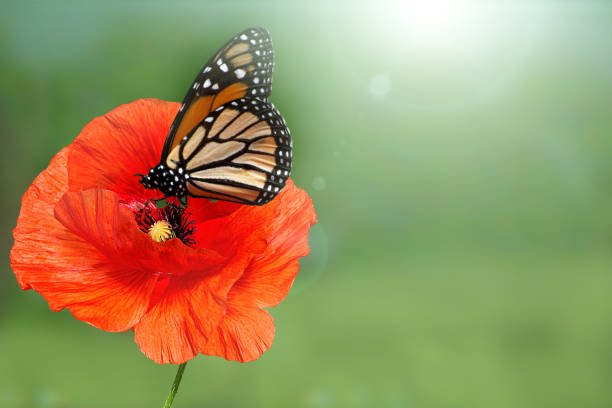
[166, 97, 291, 205]
[161, 27, 275, 159]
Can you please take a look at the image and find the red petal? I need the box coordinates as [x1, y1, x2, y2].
[228, 179, 317, 308]
[11, 151, 157, 331]
[55, 188, 229, 279]
[11, 148, 71, 290]
[200, 180, 316, 362]
[131, 181, 315, 363]
[201, 304, 275, 363]
[133, 254, 251, 364]
[191, 204, 268, 256]
[187, 197, 243, 223]
[67, 99, 179, 201]
[188, 181, 312, 258]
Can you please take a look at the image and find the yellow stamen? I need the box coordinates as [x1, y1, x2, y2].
[148, 221, 175, 243]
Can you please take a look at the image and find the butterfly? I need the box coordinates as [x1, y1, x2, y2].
[139, 27, 292, 205]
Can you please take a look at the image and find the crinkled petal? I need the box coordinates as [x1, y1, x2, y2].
[130, 181, 314, 363]
[133, 253, 251, 364]
[201, 180, 316, 362]
[67, 99, 179, 201]
[11, 148, 71, 290]
[11, 150, 157, 331]
[188, 181, 311, 259]
[55, 188, 228, 278]
[228, 180, 317, 309]
[187, 197, 242, 223]
[201, 303, 275, 363]
[191, 204, 268, 256]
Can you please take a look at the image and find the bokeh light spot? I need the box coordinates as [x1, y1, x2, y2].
[369, 74, 391, 98]
[312, 176, 327, 191]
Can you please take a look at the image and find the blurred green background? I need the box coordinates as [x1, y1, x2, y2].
[2, 1, 612, 407]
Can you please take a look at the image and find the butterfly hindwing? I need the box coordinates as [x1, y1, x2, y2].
[164, 97, 291, 205]
[161, 27, 275, 159]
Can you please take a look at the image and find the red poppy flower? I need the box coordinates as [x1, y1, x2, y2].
[10, 99, 316, 364]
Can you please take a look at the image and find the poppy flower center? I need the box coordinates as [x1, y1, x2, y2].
[148, 220, 175, 242]
[134, 201, 196, 247]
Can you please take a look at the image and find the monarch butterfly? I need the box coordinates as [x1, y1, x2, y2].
[139, 27, 292, 205]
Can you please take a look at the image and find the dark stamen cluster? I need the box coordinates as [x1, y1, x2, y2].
[134, 201, 196, 247]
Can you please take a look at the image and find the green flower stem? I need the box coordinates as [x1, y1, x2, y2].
[163, 362, 188, 408]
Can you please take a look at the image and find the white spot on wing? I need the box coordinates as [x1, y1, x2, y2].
[234, 68, 246, 79]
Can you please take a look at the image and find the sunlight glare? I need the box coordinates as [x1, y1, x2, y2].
[406, 0, 469, 43]
[372, 0, 483, 55]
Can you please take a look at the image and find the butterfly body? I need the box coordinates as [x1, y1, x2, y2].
[140, 164, 188, 198]
[140, 27, 292, 205]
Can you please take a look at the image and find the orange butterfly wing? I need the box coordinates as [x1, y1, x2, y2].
[161, 27, 275, 158]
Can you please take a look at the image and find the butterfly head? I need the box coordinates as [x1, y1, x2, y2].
[139, 164, 188, 198]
